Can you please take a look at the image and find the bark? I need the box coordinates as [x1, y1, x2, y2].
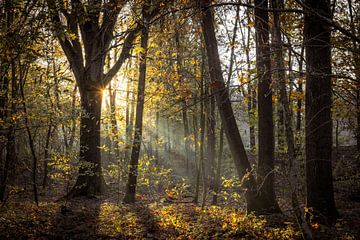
[199, 0, 272, 213]
[255, 0, 281, 212]
[304, 0, 338, 221]
[68, 87, 106, 197]
[123, 17, 149, 203]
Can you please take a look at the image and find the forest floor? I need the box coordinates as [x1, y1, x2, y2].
[0, 146, 359, 239]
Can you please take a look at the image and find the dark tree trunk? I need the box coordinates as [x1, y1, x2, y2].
[255, 0, 281, 212]
[123, 20, 149, 204]
[69, 87, 106, 197]
[304, 0, 338, 221]
[199, 0, 271, 213]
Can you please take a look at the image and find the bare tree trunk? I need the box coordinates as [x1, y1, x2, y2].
[255, 0, 281, 212]
[123, 16, 149, 203]
[304, 0, 338, 221]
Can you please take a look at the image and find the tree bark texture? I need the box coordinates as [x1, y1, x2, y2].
[254, 0, 281, 212]
[304, 0, 338, 221]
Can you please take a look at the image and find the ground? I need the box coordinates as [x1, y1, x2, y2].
[0, 146, 359, 239]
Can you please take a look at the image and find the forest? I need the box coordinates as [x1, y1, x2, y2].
[0, 0, 359, 239]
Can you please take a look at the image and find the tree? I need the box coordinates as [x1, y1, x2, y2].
[304, 0, 338, 221]
[199, 0, 271, 212]
[46, 0, 159, 197]
[254, 0, 280, 212]
[123, 5, 151, 204]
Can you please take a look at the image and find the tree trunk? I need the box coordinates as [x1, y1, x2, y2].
[68, 87, 106, 197]
[272, 0, 296, 167]
[212, 125, 223, 205]
[304, 0, 338, 221]
[199, 0, 271, 213]
[193, 95, 200, 203]
[42, 124, 52, 188]
[296, 46, 305, 132]
[155, 111, 160, 164]
[123, 20, 149, 203]
[255, 0, 281, 212]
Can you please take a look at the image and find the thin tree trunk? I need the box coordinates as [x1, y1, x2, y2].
[42, 124, 52, 188]
[212, 125, 223, 205]
[200, 64, 206, 208]
[193, 95, 200, 203]
[68, 85, 77, 150]
[19, 64, 39, 206]
[296, 46, 305, 132]
[155, 111, 160, 164]
[123, 16, 149, 203]
[255, 0, 281, 212]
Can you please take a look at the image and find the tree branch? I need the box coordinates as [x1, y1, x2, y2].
[102, 25, 142, 86]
